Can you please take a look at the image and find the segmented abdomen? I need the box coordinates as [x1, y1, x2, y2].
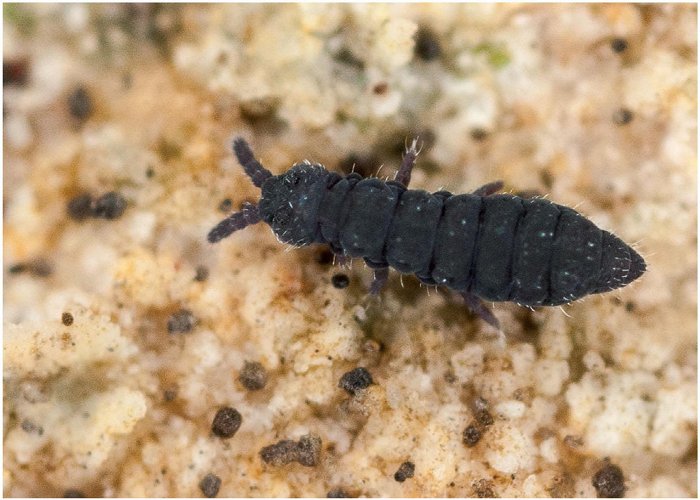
[317, 175, 641, 307]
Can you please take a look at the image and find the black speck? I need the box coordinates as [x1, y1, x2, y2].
[93, 191, 127, 219]
[21, 419, 43, 436]
[394, 461, 415, 482]
[67, 193, 94, 221]
[373, 82, 388, 95]
[62, 312, 74, 326]
[167, 309, 197, 334]
[163, 387, 177, 402]
[9, 258, 52, 277]
[475, 409, 494, 426]
[332, 273, 350, 289]
[68, 86, 93, 121]
[592, 462, 626, 498]
[414, 26, 442, 61]
[338, 367, 373, 395]
[211, 407, 242, 439]
[612, 108, 634, 126]
[194, 265, 209, 282]
[199, 473, 222, 498]
[333, 47, 365, 69]
[624, 301, 635, 312]
[239, 361, 268, 391]
[218, 198, 233, 213]
[63, 489, 85, 498]
[470, 128, 489, 142]
[462, 423, 481, 447]
[146, 166, 155, 178]
[327, 488, 350, 498]
[610, 38, 629, 53]
[4, 58, 30, 87]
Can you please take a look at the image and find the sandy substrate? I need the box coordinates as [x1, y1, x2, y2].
[4, 4, 697, 497]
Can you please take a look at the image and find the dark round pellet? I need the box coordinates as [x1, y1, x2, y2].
[199, 473, 222, 498]
[260, 439, 299, 466]
[68, 86, 93, 121]
[592, 462, 626, 498]
[62, 312, 74, 326]
[194, 265, 209, 282]
[211, 407, 242, 438]
[239, 361, 268, 391]
[67, 193, 94, 221]
[218, 198, 233, 213]
[167, 309, 197, 334]
[393, 461, 415, 482]
[610, 38, 628, 53]
[414, 26, 442, 61]
[612, 108, 634, 126]
[93, 191, 127, 219]
[331, 273, 350, 289]
[462, 423, 482, 447]
[338, 367, 373, 395]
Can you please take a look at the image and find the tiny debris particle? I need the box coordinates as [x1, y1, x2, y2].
[372, 82, 388, 95]
[199, 473, 222, 498]
[146, 166, 155, 178]
[239, 361, 268, 391]
[62, 312, 74, 326]
[211, 407, 242, 439]
[3, 58, 30, 86]
[473, 479, 496, 498]
[327, 487, 350, 498]
[338, 367, 373, 395]
[414, 25, 442, 61]
[218, 198, 233, 213]
[332, 273, 350, 289]
[163, 387, 177, 402]
[462, 423, 482, 447]
[394, 461, 415, 482]
[612, 108, 634, 126]
[260, 434, 322, 467]
[610, 37, 629, 53]
[295, 434, 323, 466]
[63, 489, 85, 498]
[68, 86, 93, 121]
[20, 419, 43, 435]
[470, 128, 489, 141]
[592, 462, 626, 498]
[475, 408, 494, 427]
[260, 439, 299, 466]
[93, 191, 127, 219]
[67, 193, 94, 221]
[194, 265, 209, 282]
[167, 309, 197, 334]
[8, 259, 52, 277]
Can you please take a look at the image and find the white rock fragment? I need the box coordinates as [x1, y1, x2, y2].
[484, 423, 536, 474]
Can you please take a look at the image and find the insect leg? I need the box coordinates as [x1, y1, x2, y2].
[459, 290, 501, 330]
[472, 181, 504, 197]
[233, 138, 273, 188]
[207, 202, 261, 243]
[369, 267, 389, 295]
[394, 138, 420, 188]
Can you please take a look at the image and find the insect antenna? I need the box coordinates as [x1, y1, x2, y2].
[207, 202, 261, 243]
[233, 138, 272, 188]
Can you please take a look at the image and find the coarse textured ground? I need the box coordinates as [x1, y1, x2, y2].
[4, 4, 697, 498]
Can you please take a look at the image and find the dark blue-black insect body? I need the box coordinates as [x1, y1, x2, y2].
[208, 138, 646, 328]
